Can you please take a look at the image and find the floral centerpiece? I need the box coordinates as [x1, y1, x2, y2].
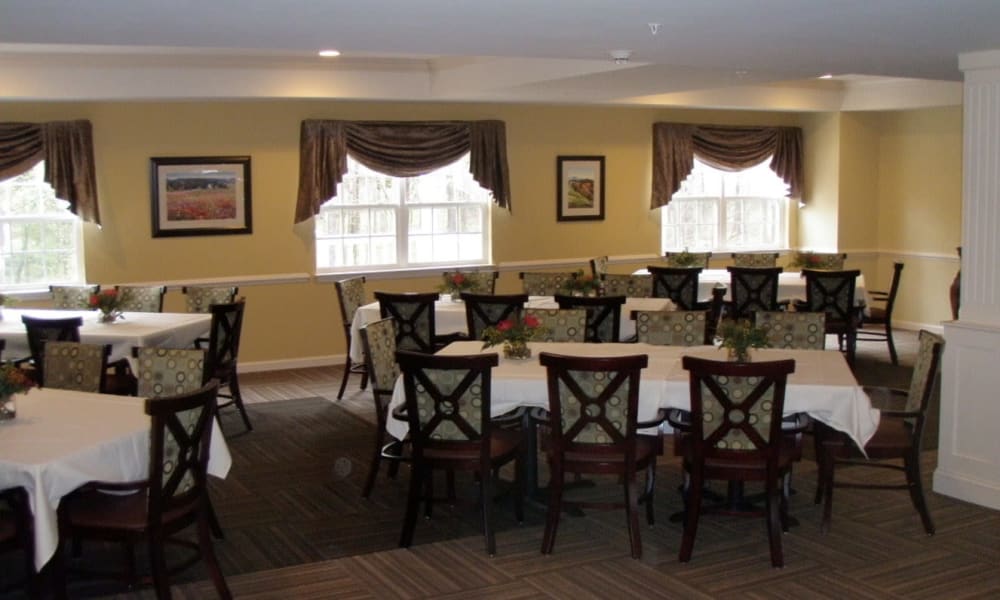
[439, 272, 475, 301]
[561, 269, 602, 297]
[89, 288, 130, 323]
[0, 292, 11, 321]
[481, 314, 548, 360]
[715, 318, 771, 363]
[669, 248, 700, 267]
[0, 363, 34, 421]
[789, 252, 834, 270]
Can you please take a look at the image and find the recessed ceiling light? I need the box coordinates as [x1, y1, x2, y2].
[318, 49, 341, 58]
[818, 73, 834, 79]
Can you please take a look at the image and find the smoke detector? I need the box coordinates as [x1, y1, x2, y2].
[610, 49, 632, 65]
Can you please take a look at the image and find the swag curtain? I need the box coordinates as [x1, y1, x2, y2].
[295, 119, 511, 223]
[651, 122, 803, 210]
[0, 120, 100, 224]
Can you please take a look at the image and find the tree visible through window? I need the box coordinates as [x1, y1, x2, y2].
[0, 162, 84, 289]
[661, 158, 789, 252]
[315, 154, 492, 272]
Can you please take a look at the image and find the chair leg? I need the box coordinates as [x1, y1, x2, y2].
[400, 464, 424, 548]
[624, 474, 642, 559]
[207, 496, 224, 539]
[779, 473, 791, 533]
[228, 376, 253, 432]
[765, 475, 784, 568]
[481, 470, 497, 556]
[148, 537, 171, 599]
[362, 416, 386, 498]
[886, 324, 899, 366]
[513, 449, 525, 524]
[905, 450, 936, 535]
[820, 447, 836, 534]
[197, 510, 233, 600]
[679, 468, 703, 563]
[336, 355, 353, 400]
[424, 472, 434, 519]
[541, 464, 563, 554]
[644, 461, 656, 526]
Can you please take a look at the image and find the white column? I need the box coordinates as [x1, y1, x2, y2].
[934, 49, 1000, 510]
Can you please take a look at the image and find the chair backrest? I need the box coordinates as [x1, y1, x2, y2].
[442, 271, 498, 295]
[905, 331, 945, 431]
[663, 252, 712, 268]
[145, 380, 219, 527]
[634, 310, 707, 346]
[553, 294, 625, 343]
[519, 272, 576, 296]
[116, 285, 166, 312]
[396, 351, 499, 460]
[755, 311, 826, 349]
[793, 252, 847, 270]
[589, 256, 609, 279]
[21, 315, 83, 384]
[182, 286, 239, 313]
[375, 291, 438, 353]
[732, 252, 779, 267]
[601, 274, 653, 298]
[360, 318, 399, 395]
[334, 276, 367, 329]
[727, 266, 783, 320]
[42, 341, 109, 393]
[203, 300, 246, 384]
[682, 356, 796, 466]
[524, 308, 587, 343]
[801, 269, 861, 325]
[647, 266, 703, 309]
[134, 347, 207, 397]
[49, 284, 99, 309]
[539, 352, 648, 452]
[462, 293, 529, 341]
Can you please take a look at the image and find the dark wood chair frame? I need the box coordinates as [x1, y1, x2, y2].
[199, 300, 252, 433]
[461, 293, 529, 342]
[358, 318, 408, 498]
[856, 262, 904, 365]
[647, 266, 704, 310]
[334, 277, 369, 399]
[726, 266, 784, 321]
[553, 294, 626, 343]
[19, 315, 83, 385]
[375, 291, 440, 353]
[799, 269, 863, 367]
[0, 487, 38, 598]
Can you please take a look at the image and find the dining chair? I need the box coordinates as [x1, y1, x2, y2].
[792, 252, 847, 270]
[395, 350, 523, 556]
[115, 285, 167, 312]
[54, 381, 232, 599]
[663, 251, 712, 268]
[815, 330, 943, 535]
[553, 294, 625, 343]
[0, 486, 37, 599]
[589, 256, 609, 279]
[537, 352, 657, 559]
[755, 311, 826, 349]
[19, 315, 82, 385]
[731, 252, 779, 267]
[633, 310, 708, 346]
[442, 270, 498, 294]
[601, 273, 653, 298]
[198, 299, 252, 432]
[182, 286, 239, 313]
[857, 262, 904, 365]
[462, 292, 528, 341]
[359, 318, 408, 498]
[726, 266, 784, 321]
[798, 269, 863, 366]
[42, 341, 110, 393]
[523, 308, 586, 342]
[519, 272, 576, 296]
[334, 276, 369, 399]
[49, 284, 99, 309]
[677, 356, 798, 568]
[375, 291, 440, 353]
[647, 265, 704, 310]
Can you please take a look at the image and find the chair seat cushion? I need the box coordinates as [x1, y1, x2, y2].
[62, 488, 196, 532]
[680, 435, 797, 476]
[824, 417, 912, 460]
[0, 512, 17, 544]
[424, 428, 523, 462]
[561, 434, 660, 466]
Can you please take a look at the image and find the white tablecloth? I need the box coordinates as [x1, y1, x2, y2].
[386, 341, 879, 453]
[350, 295, 675, 362]
[0, 308, 211, 362]
[0, 388, 232, 569]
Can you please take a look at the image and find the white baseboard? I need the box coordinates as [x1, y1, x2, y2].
[933, 469, 1000, 512]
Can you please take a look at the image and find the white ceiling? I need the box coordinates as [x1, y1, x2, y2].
[3, 0, 998, 110]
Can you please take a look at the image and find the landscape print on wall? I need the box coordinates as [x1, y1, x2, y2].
[556, 155, 605, 221]
[150, 156, 253, 237]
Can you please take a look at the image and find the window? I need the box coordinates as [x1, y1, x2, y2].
[661, 158, 789, 252]
[315, 154, 492, 272]
[0, 162, 84, 289]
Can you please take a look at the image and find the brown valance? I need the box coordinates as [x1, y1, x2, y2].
[651, 122, 803, 209]
[295, 119, 511, 223]
[0, 120, 100, 224]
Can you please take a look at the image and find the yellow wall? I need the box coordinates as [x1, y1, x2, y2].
[0, 100, 962, 365]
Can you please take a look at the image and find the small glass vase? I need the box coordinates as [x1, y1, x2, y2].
[99, 310, 123, 323]
[0, 395, 15, 421]
[503, 340, 532, 360]
[727, 346, 752, 363]
[450, 292, 463, 303]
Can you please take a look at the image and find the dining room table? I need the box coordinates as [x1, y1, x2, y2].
[0, 308, 212, 363]
[0, 387, 232, 570]
[349, 295, 676, 363]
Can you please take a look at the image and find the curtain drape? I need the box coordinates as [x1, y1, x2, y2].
[651, 122, 803, 209]
[295, 119, 511, 223]
[0, 120, 100, 224]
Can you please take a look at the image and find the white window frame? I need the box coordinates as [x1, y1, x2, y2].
[0, 161, 85, 292]
[661, 157, 789, 253]
[315, 154, 493, 274]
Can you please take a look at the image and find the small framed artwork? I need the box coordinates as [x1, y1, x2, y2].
[150, 156, 252, 237]
[556, 155, 605, 222]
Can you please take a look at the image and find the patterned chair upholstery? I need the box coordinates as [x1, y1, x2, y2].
[553, 294, 625, 343]
[647, 266, 704, 310]
[524, 308, 586, 343]
[726, 266, 783, 320]
[42, 341, 110, 393]
[602, 274, 653, 298]
[182, 286, 239, 313]
[756, 311, 826, 350]
[134, 347, 206, 397]
[634, 310, 708, 346]
[663, 252, 712, 268]
[442, 271, 498, 295]
[116, 285, 166, 312]
[589, 256, 609, 279]
[335, 276, 368, 399]
[519, 272, 576, 296]
[375, 291, 439, 353]
[732, 252, 780, 267]
[49, 285, 99, 309]
[792, 252, 847, 270]
[799, 269, 862, 365]
[462, 293, 528, 341]
[20, 315, 83, 384]
[359, 318, 406, 498]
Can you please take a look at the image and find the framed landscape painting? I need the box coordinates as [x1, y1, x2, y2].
[150, 156, 252, 237]
[556, 155, 605, 221]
